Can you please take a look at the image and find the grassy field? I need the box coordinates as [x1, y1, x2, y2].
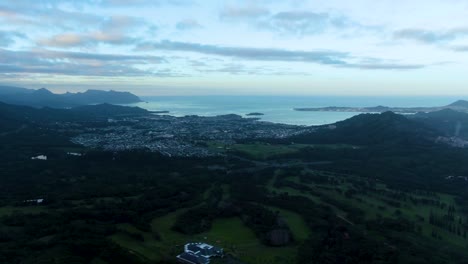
[111, 207, 300, 264]
[112, 143, 467, 263]
[208, 142, 358, 160]
[111, 224, 163, 261]
[269, 170, 468, 248]
[154, 210, 299, 263]
[227, 143, 309, 159]
[0, 205, 46, 217]
[208, 142, 308, 159]
[265, 206, 311, 242]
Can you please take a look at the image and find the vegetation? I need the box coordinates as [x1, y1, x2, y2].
[1, 103, 468, 263]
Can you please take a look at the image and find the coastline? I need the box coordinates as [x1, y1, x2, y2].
[124, 96, 467, 126]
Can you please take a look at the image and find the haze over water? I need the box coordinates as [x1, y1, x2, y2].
[129, 96, 466, 126]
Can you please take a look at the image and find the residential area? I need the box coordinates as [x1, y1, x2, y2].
[71, 114, 312, 157]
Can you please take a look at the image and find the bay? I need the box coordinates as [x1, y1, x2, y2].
[126, 96, 465, 126]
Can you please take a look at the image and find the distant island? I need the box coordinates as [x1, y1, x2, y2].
[0, 85, 142, 108]
[246, 112, 265, 116]
[294, 100, 468, 114]
[150, 110, 170, 114]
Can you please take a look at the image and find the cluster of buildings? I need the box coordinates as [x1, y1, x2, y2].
[71, 114, 311, 157]
[177, 243, 223, 264]
[436, 136, 468, 148]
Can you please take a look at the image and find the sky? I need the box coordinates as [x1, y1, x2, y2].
[0, 0, 468, 96]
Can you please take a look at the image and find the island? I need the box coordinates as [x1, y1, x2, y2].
[150, 110, 170, 114]
[246, 112, 265, 116]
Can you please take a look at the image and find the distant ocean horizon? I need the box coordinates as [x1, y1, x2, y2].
[126, 96, 467, 126]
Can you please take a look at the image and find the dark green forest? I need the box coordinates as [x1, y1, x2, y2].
[1, 103, 468, 264]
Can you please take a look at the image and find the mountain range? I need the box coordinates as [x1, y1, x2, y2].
[0, 101, 149, 133]
[0, 86, 142, 108]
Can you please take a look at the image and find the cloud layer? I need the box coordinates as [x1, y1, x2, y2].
[0, 48, 167, 76]
[138, 40, 424, 70]
[0, 0, 467, 95]
[394, 28, 468, 44]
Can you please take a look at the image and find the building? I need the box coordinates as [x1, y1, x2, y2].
[176, 243, 223, 264]
[24, 198, 44, 205]
[31, 155, 47, 160]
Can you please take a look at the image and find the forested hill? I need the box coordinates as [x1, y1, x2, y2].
[290, 111, 439, 145]
[0, 101, 149, 131]
[410, 109, 468, 140]
[0, 86, 142, 107]
[448, 100, 468, 108]
[0, 102, 150, 153]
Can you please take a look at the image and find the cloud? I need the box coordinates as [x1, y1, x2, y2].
[0, 48, 169, 77]
[1, 0, 193, 9]
[38, 33, 84, 47]
[38, 32, 137, 47]
[176, 19, 202, 30]
[100, 0, 194, 6]
[0, 2, 154, 34]
[138, 40, 348, 65]
[195, 62, 265, 75]
[346, 63, 424, 70]
[0, 7, 34, 25]
[137, 40, 424, 70]
[259, 11, 332, 35]
[102, 15, 146, 30]
[0, 30, 25, 47]
[195, 62, 312, 76]
[220, 7, 377, 36]
[260, 11, 381, 36]
[394, 28, 468, 44]
[451, 45, 468, 52]
[220, 5, 270, 19]
[0, 4, 103, 28]
[37, 15, 147, 47]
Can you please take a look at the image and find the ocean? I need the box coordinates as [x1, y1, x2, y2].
[126, 96, 466, 126]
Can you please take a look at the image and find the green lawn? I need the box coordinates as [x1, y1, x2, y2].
[111, 208, 299, 264]
[110, 231, 162, 261]
[265, 206, 311, 242]
[111, 153, 467, 263]
[0, 206, 46, 217]
[208, 142, 311, 159]
[199, 217, 298, 264]
[208, 141, 359, 160]
[301, 179, 468, 248]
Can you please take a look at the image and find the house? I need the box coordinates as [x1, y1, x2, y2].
[67, 152, 82, 156]
[31, 155, 47, 160]
[176, 243, 223, 264]
[24, 198, 45, 205]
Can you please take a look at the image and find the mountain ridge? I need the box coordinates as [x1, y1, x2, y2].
[0, 86, 142, 107]
[0, 101, 149, 133]
[290, 111, 439, 145]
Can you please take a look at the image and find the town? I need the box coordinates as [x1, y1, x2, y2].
[71, 114, 313, 157]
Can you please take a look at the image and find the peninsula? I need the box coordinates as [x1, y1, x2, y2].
[294, 100, 468, 114]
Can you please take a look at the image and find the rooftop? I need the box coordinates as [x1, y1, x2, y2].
[177, 242, 223, 264]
